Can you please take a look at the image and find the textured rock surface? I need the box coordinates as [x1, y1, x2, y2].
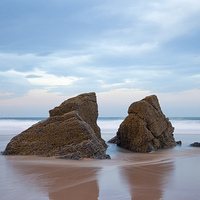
[108, 95, 177, 152]
[3, 93, 109, 159]
[49, 92, 101, 139]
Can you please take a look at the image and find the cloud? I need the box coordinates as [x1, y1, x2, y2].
[0, 69, 33, 99]
[0, 89, 71, 117]
[0, 68, 84, 99]
[0, 52, 42, 72]
[0, 49, 199, 101]
[26, 74, 42, 78]
[2, 0, 200, 56]
[0, 52, 93, 73]
[97, 88, 200, 117]
[92, 0, 200, 62]
[141, 0, 200, 45]
[158, 89, 200, 117]
[0, 87, 199, 117]
[89, 42, 158, 57]
[97, 88, 151, 117]
[1, 0, 200, 117]
[26, 69, 82, 86]
[0, 92, 13, 97]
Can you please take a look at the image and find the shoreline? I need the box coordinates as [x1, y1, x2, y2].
[3, 137, 200, 166]
[1, 134, 200, 199]
[2, 148, 200, 200]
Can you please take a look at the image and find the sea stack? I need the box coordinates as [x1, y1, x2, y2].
[3, 92, 110, 159]
[109, 95, 177, 152]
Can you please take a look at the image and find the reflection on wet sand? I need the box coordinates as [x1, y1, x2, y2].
[122, 162, 174, 200]
[3, 145, 200, 200]
[46, 167, 99, 200]
[5, 158, 100, 200]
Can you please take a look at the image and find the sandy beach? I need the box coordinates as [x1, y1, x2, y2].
[1, 133, 200, 200]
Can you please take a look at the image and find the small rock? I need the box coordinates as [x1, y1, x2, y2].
[176, 141, 182, 146]
[190, 142, 200, 147]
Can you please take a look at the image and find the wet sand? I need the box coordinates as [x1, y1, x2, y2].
[1, 134, 200, 200]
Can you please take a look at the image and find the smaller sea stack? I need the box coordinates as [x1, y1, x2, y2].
[109, 95, 177, 152]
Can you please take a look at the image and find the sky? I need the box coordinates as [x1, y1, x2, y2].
[0, 0, 200, 117]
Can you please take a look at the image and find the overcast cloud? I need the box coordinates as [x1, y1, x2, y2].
[0, 0, 200, 117]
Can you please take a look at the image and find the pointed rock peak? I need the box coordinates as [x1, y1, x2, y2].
[128, 94, 162, 115]
[49, 92, 101, 139]
[142, 95, 162, 112]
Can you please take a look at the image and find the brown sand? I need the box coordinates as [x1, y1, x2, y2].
[2, 146, 200, 200]
[4, 157, 100, 200]
[122, 162, 174, 200]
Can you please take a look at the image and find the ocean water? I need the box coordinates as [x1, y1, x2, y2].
[0, 116, 199, 136]
[170, 117, 200, 134]
[0, 117, 45, 135]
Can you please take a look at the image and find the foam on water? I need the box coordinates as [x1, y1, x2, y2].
[0, 118, 44, 135]
[170, 117, 200, 134]
[98, 117, 200, 135]
[0, 117, 200, 136]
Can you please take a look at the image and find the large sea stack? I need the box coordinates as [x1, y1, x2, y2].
[3, 92, 110, 159]
[109, 95, 177, 152]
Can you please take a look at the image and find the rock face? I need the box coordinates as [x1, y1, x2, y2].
[49, 92, 101, 140]
[3, 93, 110, 159]
[109, 95, 177, 152]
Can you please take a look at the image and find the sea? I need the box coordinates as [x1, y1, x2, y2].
[0, 117, 200, 146]
[1, 116, 200, 135]
[0, 117, 200, 155]
[0, 117, 200, 200]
